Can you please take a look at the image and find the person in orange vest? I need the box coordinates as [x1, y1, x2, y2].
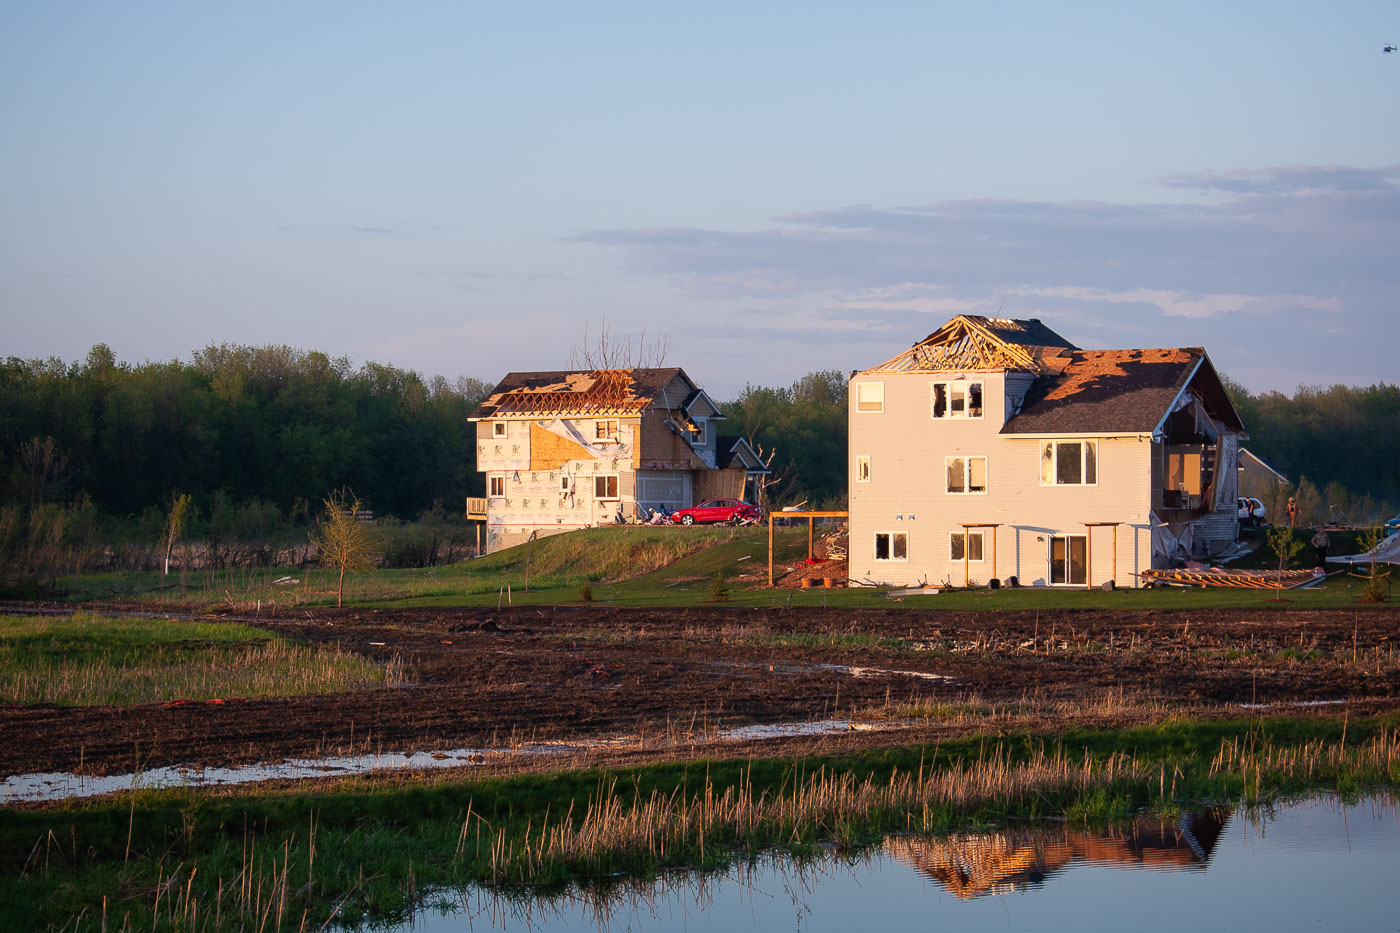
[1286, 496, 1298, 527]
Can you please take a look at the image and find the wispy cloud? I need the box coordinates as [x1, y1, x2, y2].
[575, 166, 1399, 391]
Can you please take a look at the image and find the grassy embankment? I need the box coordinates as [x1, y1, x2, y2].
[48, 524, 1396, 612]
[0, 613, 401, 706]
[0, 716, 1396, 931]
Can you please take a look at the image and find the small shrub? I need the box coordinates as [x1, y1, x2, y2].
[578, 582, 594, 602]
[709, 570, 730, 603]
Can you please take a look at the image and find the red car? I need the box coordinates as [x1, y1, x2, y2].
[671, 498, 762, 525]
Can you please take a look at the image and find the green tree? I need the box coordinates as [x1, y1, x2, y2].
[162, 493, 191, 578]
[312, 489, 378, 608]
[1266, 524, 1303, 597]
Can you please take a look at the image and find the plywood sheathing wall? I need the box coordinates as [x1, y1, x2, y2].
[696, 466, 746, 501]
[529, 422, 594, 470]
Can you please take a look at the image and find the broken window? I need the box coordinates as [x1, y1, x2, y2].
[857, 455, 871, 483]
[594, 475, 619, 499]
[874, 532, 907, 561]
[932, 380, 984, 419]
[493, 421, 508, 438]
[489, 476, 505, 498]
[857, 382, 884, 412]
[1041, 441, 1097, 485]
[946, 456, 988, 494]
[595, 420, 619, 441]
[950, 531, 984, 561]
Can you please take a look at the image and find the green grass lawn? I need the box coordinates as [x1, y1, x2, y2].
[0, 613, 401, 706]
[50, 524, 1396, 613]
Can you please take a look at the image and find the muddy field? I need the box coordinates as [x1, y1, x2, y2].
[3, 604, 1398, 780]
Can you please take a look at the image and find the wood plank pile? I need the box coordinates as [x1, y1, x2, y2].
[1138, 567, 1320, 589]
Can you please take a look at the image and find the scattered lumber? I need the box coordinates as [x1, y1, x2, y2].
[1137, 568, 1321, 589]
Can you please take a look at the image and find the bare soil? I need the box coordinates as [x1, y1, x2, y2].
[2, 604, 1398, 779]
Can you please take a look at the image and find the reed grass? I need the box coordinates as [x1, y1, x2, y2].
[0, 613, 401, 706]
[1, 718, 1396, 931]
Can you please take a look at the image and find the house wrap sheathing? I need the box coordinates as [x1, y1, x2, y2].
[848, 315, 1246, 588]
[469, 368, 766, 553]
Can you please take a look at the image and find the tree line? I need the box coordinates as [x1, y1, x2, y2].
[1, 343, 1392, 590]
[1225, 379, 1400, 525]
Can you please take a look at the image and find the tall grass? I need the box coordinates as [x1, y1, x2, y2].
[2, 720, 1396, 931]
[0, 613, 400, 706]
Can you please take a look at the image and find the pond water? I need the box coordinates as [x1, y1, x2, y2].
[383, 794, 1400, 932]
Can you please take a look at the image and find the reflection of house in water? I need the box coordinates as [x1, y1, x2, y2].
[885, 809, 1229, 899]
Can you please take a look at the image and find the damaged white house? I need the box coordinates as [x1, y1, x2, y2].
[847, 315, 1246, 588]
[469, 368, 766, 553]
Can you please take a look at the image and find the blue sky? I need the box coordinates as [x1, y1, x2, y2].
[2, 1, 1397, 398]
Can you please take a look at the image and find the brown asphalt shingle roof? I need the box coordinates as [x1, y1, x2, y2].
[1002, 348, 1204, 434]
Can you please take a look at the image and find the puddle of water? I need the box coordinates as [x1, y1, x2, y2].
[1237, 699, 1349, 710]
[382, 793, 1400, 932]
[0, 718, 908, 803]
[824, 664, 953, 682]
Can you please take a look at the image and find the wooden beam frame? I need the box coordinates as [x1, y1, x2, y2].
[1083, 522, 1121, 590]
[768, 511, 850, 586]
[958, 523, 1001, 588]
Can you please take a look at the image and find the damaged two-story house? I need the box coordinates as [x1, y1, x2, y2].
[848, 315, 1246, 588]
[469, 368, 766, 553]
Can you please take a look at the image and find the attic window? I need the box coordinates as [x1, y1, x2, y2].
[690, 418, 706, 445]
[856, 382, 884, 413]
[493, 421, 508, 438]
[595, 420, 619, 442]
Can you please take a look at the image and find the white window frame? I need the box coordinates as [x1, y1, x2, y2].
[949, 530, 985, 562]
[856, 455, 871, 483]
[488, 475, 505, 498]
[595, 419, 619, 442]
[493, 421, 508, 438]
[1040, 440, 1098, 486]
[1048, 534, 1088, 585]
[945, 455, 988, 495]
[691, 418, 707, 445]
[932, 380, 984, 419]
[856, 382, 884, 413]
[874, 531, 908, 562]
[594, 474, 619, 500]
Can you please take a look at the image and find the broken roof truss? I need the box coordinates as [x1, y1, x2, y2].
[864, 315, 1064, 375]
[491, 369, 653, 418]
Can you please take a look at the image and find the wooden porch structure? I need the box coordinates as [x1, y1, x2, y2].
[767, 511, 849, 586]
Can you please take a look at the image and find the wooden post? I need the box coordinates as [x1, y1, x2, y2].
[768, 513, 775, 586]
[991, 525, 998, 583]
[1084, 523, 1122, 589]
[1086, 525, 1093, 590]
[807, 516, 814, 561]
[1111, 524, 1118, 586]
